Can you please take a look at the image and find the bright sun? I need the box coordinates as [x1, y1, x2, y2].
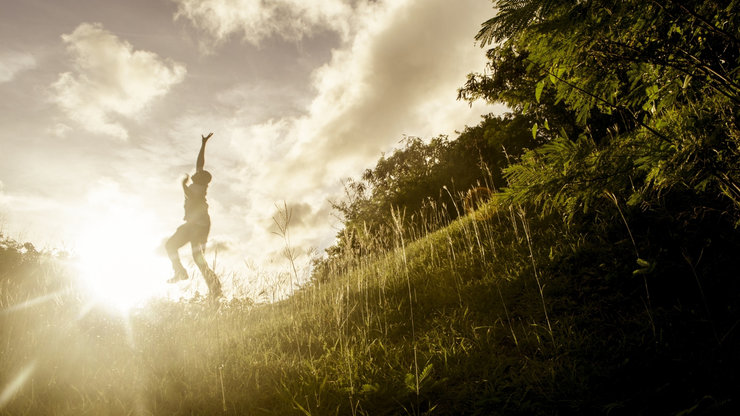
[73, 197, 172, 313]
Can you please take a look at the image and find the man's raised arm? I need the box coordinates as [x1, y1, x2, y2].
[196, 132, 213, 172]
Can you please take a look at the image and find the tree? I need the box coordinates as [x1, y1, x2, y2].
[463, 0, 740, 219]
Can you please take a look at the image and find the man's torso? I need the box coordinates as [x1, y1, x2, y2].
[184, 183, 210, 225]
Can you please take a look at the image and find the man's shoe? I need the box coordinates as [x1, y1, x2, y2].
[167, 270, 188, 283]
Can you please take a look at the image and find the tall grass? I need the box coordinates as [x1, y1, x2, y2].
[1, 189, 738, 415]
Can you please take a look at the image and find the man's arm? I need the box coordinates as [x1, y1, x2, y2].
[196, 132, 213, 172]
[182, 174, 190, 194]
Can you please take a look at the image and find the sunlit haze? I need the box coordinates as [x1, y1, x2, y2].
[72, 186, 173, 312]
[0, 0, 500, 297]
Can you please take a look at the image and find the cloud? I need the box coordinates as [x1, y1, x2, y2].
[171, 0, 354, 45]
[0, 184, 73, 245]
[267, 201, 331, 235]
[0, 187, 64, 215]
[264, 0, 492, 194]
[0, 51, 36, 83]
[51, 23, 186, 140]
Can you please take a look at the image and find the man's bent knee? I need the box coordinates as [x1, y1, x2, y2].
[165, 238, 177, 253]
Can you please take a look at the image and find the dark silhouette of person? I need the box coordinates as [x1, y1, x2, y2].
[165, 132, 222, 299]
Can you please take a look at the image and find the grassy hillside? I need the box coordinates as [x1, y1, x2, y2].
[1, 197, 739, 415]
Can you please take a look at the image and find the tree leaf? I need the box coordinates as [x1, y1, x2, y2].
[535, 79, 545, 103]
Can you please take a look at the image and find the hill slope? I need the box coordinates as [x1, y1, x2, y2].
[2, 198, 739, 415]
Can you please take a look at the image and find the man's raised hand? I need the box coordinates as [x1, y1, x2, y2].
[202, 132, 213, 144]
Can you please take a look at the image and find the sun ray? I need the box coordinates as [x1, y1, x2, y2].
[0, 360, 37, 409]
[1, 290, 69, 314]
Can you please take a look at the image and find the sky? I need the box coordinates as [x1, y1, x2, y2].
[0, 0, 500, 296]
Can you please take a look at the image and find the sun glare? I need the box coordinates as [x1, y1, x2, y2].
[73, 198, 172, 313]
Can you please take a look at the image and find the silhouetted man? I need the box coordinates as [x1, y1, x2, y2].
[166, 132, 222, 299]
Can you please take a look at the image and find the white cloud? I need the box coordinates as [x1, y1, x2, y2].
[51, 23, 186, 140]
[266, 0, 491, 195]
[282, 0, 492, 185]
[0, 51, 36, 83]
[171, 0, 354, 45]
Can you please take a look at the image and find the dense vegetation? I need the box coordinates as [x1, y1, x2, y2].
[318, 0, 740, 412]
[2, 0, 739, 414]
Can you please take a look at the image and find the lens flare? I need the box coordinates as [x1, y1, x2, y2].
[0, 360, 36, 408]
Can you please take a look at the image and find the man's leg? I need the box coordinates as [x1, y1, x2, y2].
[165, 224, 190, 282]
[192, 240, 221, 298]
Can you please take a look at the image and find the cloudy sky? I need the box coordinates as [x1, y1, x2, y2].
[0, 0, 498, 293]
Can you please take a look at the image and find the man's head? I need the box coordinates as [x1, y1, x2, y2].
[192, 170, 212, 185]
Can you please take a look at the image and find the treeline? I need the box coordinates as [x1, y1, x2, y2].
[325, 114, 537, 256]
[315, 0, 740, 279]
